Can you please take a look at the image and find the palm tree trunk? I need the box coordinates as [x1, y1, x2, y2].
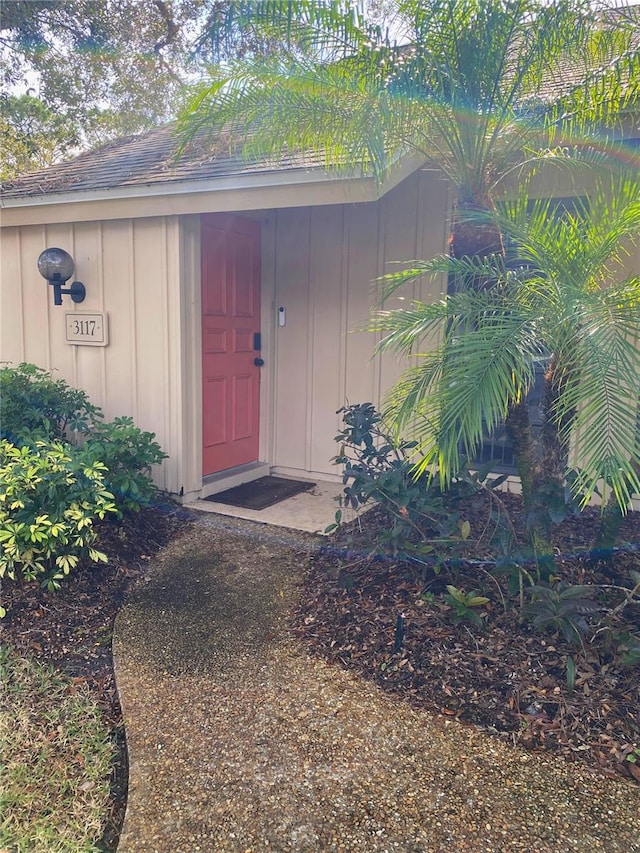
[451, 199, 556, 569]
[504, 399, 536, 507]
[505, 398, 556, 575]
[449, 199, 504, 262]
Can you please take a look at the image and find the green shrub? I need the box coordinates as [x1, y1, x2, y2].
[0, 362, 100, 442]
[330, 403, 469, 560]
[523, 583, 601, 644]
[442, 585, 490, 627]
[83, 416, 168, 512]
[0, 363, 167, 514]
[0, 439, 117, 604]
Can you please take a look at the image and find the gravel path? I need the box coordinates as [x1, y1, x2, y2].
[113, 514, 640, 853]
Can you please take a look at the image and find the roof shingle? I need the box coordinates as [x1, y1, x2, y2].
[1, 124, 326, 201]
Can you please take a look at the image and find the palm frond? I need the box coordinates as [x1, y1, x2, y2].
[378, 280, 543, 485]
[560, 280, 640, 506]
[180, 1, 638, 189]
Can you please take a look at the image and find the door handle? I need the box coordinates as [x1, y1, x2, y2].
[254, 357, 265, 367]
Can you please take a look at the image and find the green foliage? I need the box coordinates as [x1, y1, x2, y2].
[330, 403, 467, 561]
[333, 402, 422, 511]
[180, 1, 639, 191]
[614, 631, 640, 668]
[0, 0, 292, 179]
[178, 0, 640, 549]
[0, 364, 168, 608]
[375, 172, 640, 515]
[625, 746, 640, 765]
[442, 585, 490, 627]
[0, 362, 100, 442]
[0, 363, 167, 514]
[565, 654, 577, 692]
[0, 0, 211, 177]
[83, 416, 168, 512]
[0, 439, 117, 600]
[523, 583, 600, 644]
[0, 93, 79, 181]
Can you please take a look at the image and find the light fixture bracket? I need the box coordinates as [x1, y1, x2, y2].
[37, 248, 86, 307]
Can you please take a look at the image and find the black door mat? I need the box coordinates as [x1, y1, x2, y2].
[203, 476, 316, 510]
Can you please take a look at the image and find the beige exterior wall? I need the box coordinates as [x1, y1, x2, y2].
[3, 163, 636, 501]
[267, 169, 450, 479]
[0, 216, 188, 495]
[0, 168, 450, 497]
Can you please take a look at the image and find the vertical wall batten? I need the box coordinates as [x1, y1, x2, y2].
[270, 212, 282, 469]
[304, 209, 314, 472]
[70, 223, 79, 391]
[128, 220, 138, 421]
[259, 213, 277, 472]
[168, 216, 184, 495]
[161, 218, 171, 490]
[379, 176, 420, 399]
[308, 206, 346, 473]
[273, 207, 311, 470]
[73, 221, 100, 401]
[97, 222, 107, 406]
[374, 193, 386, 408]
[16, 229, 26, 360]
[166, 217, 178, 493]
[338, 206, 349, 411]
[43, 225, 52, 371]
[178, 214, 202, 499]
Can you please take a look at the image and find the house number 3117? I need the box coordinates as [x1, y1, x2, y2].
[64, 313, 109, 347]
[73, 319, 96, 335]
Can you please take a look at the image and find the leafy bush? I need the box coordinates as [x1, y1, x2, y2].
[0, 364, 168, 609]
[0, 363, 166, 514]
[0, 362, 99, 442]
[442, 585, 490, 626]
[523, 583, 601, 644]
[83, 416, 167, 512]
[330, 403, 472, 561]
[0, 439, 117, 606]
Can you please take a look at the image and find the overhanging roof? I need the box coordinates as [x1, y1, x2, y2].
[1, 124, 331, 201]
[0, 124, 429, 226]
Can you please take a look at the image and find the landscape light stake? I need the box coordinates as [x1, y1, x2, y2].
[394, 612, 406, 652]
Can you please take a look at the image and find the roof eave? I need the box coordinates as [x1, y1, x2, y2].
[0, 151, 430, 228]
[1, 164, 358, 209]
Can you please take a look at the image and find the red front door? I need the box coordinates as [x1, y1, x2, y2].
[201, 214, 261, 476]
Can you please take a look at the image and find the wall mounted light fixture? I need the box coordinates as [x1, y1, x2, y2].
[37, 248, 86, 306]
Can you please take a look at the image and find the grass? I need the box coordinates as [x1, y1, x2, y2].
[0, 644, 114, 853]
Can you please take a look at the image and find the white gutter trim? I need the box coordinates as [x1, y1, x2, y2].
[0, 152, 430, 211]
[1, 166, 375, 210]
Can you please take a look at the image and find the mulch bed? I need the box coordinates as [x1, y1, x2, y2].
[0, 504, 189, 852]
[292, 493, 640, 784]
[2, 494, 639, 851]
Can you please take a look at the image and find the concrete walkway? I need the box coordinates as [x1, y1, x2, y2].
[113, 512, 640, 853]
[191, 478, 347, 533]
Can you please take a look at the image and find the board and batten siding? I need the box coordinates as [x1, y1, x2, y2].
[0, 216, 187, 495]
[267, 169, 450, 478]
[1, 168, 450, 498]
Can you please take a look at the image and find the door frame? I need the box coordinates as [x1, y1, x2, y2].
[175, 211, 277, 501]
[200, 213, 262, 476]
